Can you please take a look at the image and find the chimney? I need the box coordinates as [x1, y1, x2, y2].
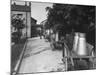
[13, 2, 16, 5]
[25, 1, 27, 6]
[29, 2, 31, 7]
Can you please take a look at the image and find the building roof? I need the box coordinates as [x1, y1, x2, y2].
[11, 4, 31, 12]
[31, 17, 37, 23]
[31, 17, 37, 26]
[32, 24, 43, 28]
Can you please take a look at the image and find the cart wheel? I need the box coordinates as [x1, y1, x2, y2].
[65, 58, 75, 71]
[74, 59, 89, 70]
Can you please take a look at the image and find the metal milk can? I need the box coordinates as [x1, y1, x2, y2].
[72, 32, 79, 53]
[77, 33, 88, 56]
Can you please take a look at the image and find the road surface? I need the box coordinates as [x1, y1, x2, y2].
[18, 37, 65, 74]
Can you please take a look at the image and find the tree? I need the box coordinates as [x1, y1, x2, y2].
[11, 14, 25, 43]
[46, 4, 96, 34]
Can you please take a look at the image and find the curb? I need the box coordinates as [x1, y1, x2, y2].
[12, 39, 28, 75]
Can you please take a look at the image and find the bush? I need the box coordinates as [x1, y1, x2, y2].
[65, 34, 74, 50]
[11, 32, 22, 44]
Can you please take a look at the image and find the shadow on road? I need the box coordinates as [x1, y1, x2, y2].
[23, 47, 51, 59]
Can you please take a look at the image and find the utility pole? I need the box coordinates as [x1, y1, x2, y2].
[25, 1, 27, 39]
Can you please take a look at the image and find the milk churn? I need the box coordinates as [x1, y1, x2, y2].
[77, 33, 88, 56]
[55, 32, 59, 42]
[72, 32, 79, 53]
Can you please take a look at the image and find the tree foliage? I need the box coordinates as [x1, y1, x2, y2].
[12, 18, 25, 31]
[46, 4, 96, 34]
[11, 14, 25, 43]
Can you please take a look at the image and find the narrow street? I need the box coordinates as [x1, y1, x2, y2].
[18, 37, 65, 73]
[11, 1, 96, 75]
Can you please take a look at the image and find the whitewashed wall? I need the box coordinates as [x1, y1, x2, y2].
[26, 12, 31, 38]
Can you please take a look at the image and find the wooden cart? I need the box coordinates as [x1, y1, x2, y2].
[63, 42, 96, 71]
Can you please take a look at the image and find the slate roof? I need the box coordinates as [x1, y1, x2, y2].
[11, 4, 31, 12]
[31, 17, 37, 23]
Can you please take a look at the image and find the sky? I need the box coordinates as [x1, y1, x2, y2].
[12, 0, 53, 24]
[31, 2, 53, 24]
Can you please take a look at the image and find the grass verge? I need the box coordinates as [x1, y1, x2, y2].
[11, 39, 26, 73]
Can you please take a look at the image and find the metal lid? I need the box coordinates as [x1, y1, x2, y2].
[79, 33, 86, 37]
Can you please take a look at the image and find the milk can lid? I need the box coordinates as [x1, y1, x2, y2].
[75, 32, 79, 36]
[79, 33, 86, 37]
